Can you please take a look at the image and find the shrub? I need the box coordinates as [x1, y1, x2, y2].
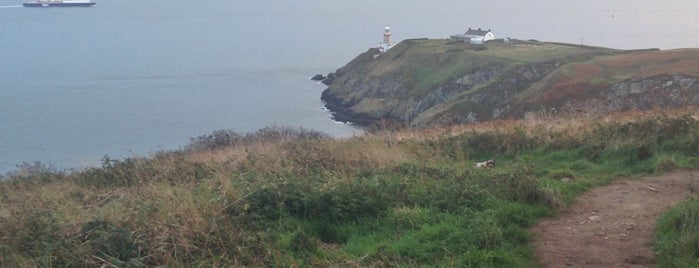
[76, 155, 213, 188]
[9, 211, 83, 267]
[288, 231, 318, 254]
[453, 127, 543, 159]
[242, 177, 393, 225]
[497, 173, 563, 210]
[655, 155, 678, 173]
[391, 206, 429, 230]
[17, 212, 63, 256]
[80, 220, 145, 266]
[77, 156, 142, 187]
[5, 161, 64, 181]
[185, 126, 328, 151]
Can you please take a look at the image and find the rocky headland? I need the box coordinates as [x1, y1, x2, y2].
[321, 39, 699, 127]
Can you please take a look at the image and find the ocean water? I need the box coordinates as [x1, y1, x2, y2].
[1, 0, 698, 173]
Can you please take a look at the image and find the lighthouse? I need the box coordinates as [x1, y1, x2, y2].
[383, 26, 391, 44]
[378, 26, 394, 53]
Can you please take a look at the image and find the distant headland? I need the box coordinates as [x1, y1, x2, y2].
[319, 35, 699, 128]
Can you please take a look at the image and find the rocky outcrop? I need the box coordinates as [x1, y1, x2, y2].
[607, 75, 699, 109]
[561, 74, 699, 113]
[322, 60, 560, 126]
[310, 74, 326, 81]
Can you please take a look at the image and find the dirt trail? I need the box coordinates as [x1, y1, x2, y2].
[532, 170, 699, 268]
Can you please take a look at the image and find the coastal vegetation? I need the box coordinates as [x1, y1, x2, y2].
[322, 39, 699, 127]
[2, 108, 699, 267]
[655, 197, 699, 267]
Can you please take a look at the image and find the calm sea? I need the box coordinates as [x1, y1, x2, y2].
[1, 0, 698, 173]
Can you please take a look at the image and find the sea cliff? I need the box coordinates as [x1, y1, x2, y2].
[321, 39, 699, 127]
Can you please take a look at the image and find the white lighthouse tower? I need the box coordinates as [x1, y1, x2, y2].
[383, 26, 392, 44]
[378, 26, 394, 53]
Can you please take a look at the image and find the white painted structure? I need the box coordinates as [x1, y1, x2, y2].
[465, 28, 495, 41]
[378, 26, 395, 53]
[450, 27, 495, 44]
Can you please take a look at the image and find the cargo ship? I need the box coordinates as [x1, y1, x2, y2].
[23, 0, 96, 7]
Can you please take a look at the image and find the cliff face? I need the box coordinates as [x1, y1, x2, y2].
[509, 49, 699, 116]
[321, 39, 699, 127]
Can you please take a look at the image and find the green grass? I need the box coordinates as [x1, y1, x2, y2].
[365, 39, 615, 99]
[655, 197, 699, 267]
[1, 113, 699, 266]
[325, 38, 629, 128]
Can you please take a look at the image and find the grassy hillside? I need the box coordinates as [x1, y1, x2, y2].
[368, 39, 617, 97]
[515, 48, 699, 110]
[323, 38, 699, 128]
[2, 109, 699, 267]
[322, 39, 624, 126]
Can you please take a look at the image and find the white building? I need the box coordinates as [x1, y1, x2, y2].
[450, 27, 495, 44]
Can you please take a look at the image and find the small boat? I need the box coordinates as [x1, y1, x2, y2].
[23, 0, 96, 7]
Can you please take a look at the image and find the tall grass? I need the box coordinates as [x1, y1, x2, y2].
[655, 197, 699, 267]
[1, 110, 699, 267]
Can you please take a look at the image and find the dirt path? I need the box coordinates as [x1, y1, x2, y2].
[532, 170, 699, 268]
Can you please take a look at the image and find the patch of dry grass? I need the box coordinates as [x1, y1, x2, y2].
[399, 107, 699, 141]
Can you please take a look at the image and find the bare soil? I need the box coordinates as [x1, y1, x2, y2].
[532, 170, 699, 267]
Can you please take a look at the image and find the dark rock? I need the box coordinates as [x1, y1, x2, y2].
[322, 72, 336, 85]
[311, 74, 326, 81]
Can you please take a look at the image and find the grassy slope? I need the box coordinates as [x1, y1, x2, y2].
[655, 196, 699, 267]
[2, 109, 699, 267]
[365, 39, 615, 98]
[329, 39, 699, 128]
[327, 39, 624, 126]
[517, 48, 699, 107]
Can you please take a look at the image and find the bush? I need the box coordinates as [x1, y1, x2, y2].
[243, 178, 393, 224]
[17, 212, 63, 256]
[5, 161, 64, 181]
[8, 211, 82, 267]
[655, 155, 678, 173]
[80, 220, 145, 266]
[494, 171, 563, 210]
[76, 155, 213, 188]
[288, 231, 318, 254]
[185, 126, 328, 151]
[462, 128, 541, 156]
